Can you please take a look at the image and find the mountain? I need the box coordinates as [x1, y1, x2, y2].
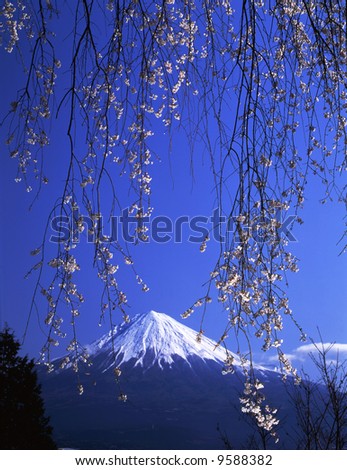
[83, 310, 231, 370]
[39, 310, 295, 449]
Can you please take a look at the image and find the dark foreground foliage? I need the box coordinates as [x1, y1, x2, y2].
[0, 327, 56, 449]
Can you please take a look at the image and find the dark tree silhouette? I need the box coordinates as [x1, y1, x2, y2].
[0, 327, 56, 449]
[288, 342, 347, 450]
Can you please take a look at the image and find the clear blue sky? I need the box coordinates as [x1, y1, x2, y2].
[0, 8, 346, 376]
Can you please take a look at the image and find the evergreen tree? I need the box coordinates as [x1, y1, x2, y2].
[0, 327, 56, 449]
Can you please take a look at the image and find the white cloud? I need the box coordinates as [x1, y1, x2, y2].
[295, 343, 347, 356]
[265, 343, 347, 366]
[267, 353, 300, 363]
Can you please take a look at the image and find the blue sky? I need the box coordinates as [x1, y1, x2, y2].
[0, 6, 346, 378]
[1, 106, 346, 372]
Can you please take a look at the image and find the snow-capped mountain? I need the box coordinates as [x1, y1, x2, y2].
[39, 310, 291, 450]
[82, 310, 232, 371]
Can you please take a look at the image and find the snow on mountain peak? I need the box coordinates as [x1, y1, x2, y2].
[85, 310, 230, 370]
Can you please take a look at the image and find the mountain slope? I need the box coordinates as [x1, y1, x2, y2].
[82, 310, 233, 371]
[39, 310, 292, 450]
